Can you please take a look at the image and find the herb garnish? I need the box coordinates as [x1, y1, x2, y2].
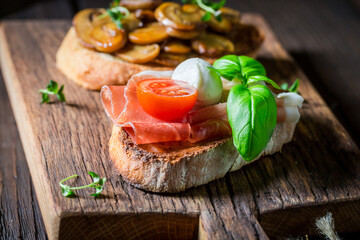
[182, 0, 226, 22]
[38, 80, 66, 104]
[59, 172, 106, 197]
[99, 0, 129, 29]
[212, 55, 278, 161]
[281, 79, 300, 93]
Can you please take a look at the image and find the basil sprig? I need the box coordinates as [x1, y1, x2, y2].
[213, 55, 278, 161]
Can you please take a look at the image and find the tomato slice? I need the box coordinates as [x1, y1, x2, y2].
[137, 78, 197, 121]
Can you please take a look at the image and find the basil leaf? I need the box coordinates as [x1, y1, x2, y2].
[212, 55, 266, 84]
[247, 75, 280, 89]
[227, 84, 277, 161]
[212, 55, 243, 81]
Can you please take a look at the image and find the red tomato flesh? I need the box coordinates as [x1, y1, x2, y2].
[137, 78, 197, 121]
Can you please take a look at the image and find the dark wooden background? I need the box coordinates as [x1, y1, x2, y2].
[0, 0, 359, 239]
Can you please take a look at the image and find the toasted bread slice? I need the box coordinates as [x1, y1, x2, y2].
[56, 28, 173, 90]
[109, 122, 297, 193]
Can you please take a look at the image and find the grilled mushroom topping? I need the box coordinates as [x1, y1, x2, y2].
[155, 2, 203, 31]
[73, 8, 127, 53]
[129, 22, 168, 44]
[120, 0, 163, 11]
[191, 33, 234, 57]
[116, 43, 160, 63]
[152, 52, 188, 67]
[163, 39, 191, 54]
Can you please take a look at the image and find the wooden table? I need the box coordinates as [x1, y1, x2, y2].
[0, 0, 359, 239]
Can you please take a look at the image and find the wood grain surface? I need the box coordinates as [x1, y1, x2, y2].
[1, 14, 360, 240]
[0, 70, 47, 239]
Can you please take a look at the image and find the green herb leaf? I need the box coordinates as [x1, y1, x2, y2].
[47, 80, 58, 92]
[227, 84, 277, 161]
[213, 55, 267, 85]
[212, 55, 244, 81]
[281, 83, 289, 90]
[59, 173, 106, 198]
[182, 0, 197, 4]
[247, 75, 280, 89]
[288, 79, 300, 92]
[59, 174, 78, 198]
[88, 171, 100, 183]
[39, 80, 66, 104]
[280, 79, 300, 93]
[103, 5, 129, 29]
[202, 11, 212, 21]
[112, 0, 120, 6]
[91, 186, 104, 197]
[41, 93, 50, 104]
[61, 186, 76, 197]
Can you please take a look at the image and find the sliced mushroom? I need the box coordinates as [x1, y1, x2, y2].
[129, 22, 168, 45]
[163, 39, 191, 54]
[73, 8, 127, 53]
[166, 26, 201, 40]
[151, 52, 188, 67]
[227, 24, 264, 56]
[120, 0, 163, 11]
[155, 2, 203, 31]
[208, 16, 232, 33]
[191, 33, 234, 57]
[73, 9, 98, 49]
[116, 43, 160, 63]
[122, 13, 143, 32]
[221, 7, 241, 25]
[91, 23, 127, 53]
[135, 9, 155, 22]
[208, 7, 241, 33]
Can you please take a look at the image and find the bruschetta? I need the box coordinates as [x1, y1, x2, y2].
[101, 56, 304, 192]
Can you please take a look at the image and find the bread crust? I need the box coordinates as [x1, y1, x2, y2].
[109, 122, 297, 193]
[56, 28, 173, 90]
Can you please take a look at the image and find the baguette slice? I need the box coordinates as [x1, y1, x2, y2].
[109, 122, 297, 193]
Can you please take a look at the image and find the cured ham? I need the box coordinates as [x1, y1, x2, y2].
[122, 122, 191, 144]
[101, 71, 304, 144]
[184, 96, 302, 126]
[101, 73, 192, 144]
[189, 119, 232, 143]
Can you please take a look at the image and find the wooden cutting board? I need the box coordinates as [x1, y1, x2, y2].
[0, 15, 359, 240]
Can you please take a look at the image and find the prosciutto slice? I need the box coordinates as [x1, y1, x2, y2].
[189, 119, 232, 143]
[101, 71, 303, 144]
[101, 73, 191, 144]
[182, 98, 297, 124]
